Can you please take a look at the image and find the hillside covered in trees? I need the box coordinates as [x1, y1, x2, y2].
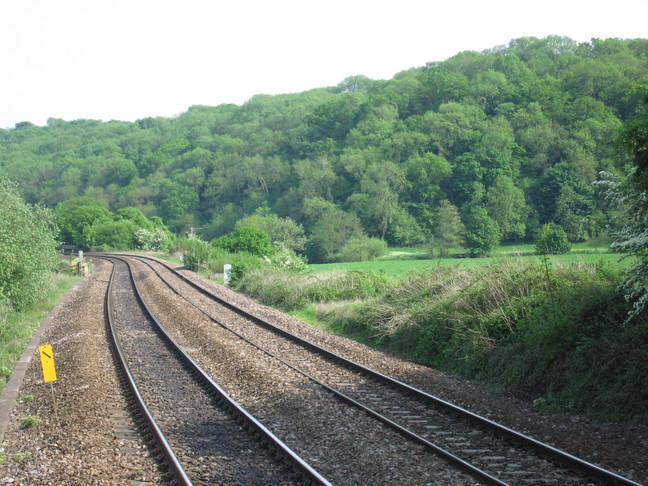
[2, 36, 648, 261]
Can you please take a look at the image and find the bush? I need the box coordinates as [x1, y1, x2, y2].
[181, 237, 212, 271]
[465, 206, 501, 257]
[134, 228, 172, 251]
[535, 222, 571, 254]
[19, 415, 42, 429]
[265, 246, 307, 271]
[338, 237, 388, 262]
[235, 208, 307, 251]
[229, 261, 259, 285]
[479, 271, 648, 422]
[90, 219, 139, 250]
[207, 250, 262, 275]
[54, 197, 113, 249]
[212, 227, 274, 257]
[0, 178, 60, 309]
[305, 208, 365, 263]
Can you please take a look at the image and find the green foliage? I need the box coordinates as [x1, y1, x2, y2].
[431, 199, 465, 257]
[54, 197, 113, 249]
[211, 246, 307, 285]
[306, 207, 365, 263]
[535, 222, 572, 254]
[236, 258, 647, 423]
[235, 207, 306, 251]
[159, 185, 199, 233]
[212, 227, 274, 257]
[464, 206, 501, 257]
[232, 268, 390, 311]
[134, 228, 172, 251]
[206, 249, 261, 275]
[600, 86, 648, 320]
[265, 245, 308, 271]
[485, 175, 528, 240]
[91, 219, 139, 251]
[1, 37, 648, 267]
[0, 178, 60, 309]
[229, 261, 261, 285]
[338, 237, 388, 262]
[10, 452, 33, 464]
[116, 207, 154, 231]
[180, 236, 212, 271]
[305, 92, 365, 142]
[619, 86, 648, 173]
[19, 415, 42, 429]
[53, 196, 170, 251]
[477, 269, 648, 423]
[405, 152, 452, 206]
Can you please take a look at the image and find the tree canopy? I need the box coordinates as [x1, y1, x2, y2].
[54, 197, 172, 251]
[1, 36, 647, 261]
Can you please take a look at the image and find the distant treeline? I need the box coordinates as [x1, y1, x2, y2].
[2, 36, 648, 261]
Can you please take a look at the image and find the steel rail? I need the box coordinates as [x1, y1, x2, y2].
[100, 255, 333, 486]
[127, 254, 506, 485]
[103, 257, 193, 485]
[127, 253, 643, 486]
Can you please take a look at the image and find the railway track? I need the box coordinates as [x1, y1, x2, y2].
[101, 256, 331, 485]
[110, 253, 643, 486]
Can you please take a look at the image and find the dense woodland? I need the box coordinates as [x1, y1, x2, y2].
[2, 36, 648, 261]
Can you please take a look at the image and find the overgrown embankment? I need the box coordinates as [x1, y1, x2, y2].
[232, 260, 648, 424]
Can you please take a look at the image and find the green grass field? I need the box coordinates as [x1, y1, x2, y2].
[306, 244, 633, 276]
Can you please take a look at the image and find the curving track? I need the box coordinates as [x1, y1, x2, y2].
[96, 253, 644, 486]
[101, 255, 330, 485]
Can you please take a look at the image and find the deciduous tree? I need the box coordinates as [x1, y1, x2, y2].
[534, 222, 571, 255]
[432, 200, 465, 257]
[306, 208, 365, 263]
[235, 207, 306, 251]
[600, 86, 648, 319]
[54, 196, 114, 249]
[464, 206, 501, 257]
[212, 227, 274, 257]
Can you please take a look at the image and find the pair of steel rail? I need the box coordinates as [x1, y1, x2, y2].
[99, 253, 643, 486]
[101, 255, 331, 486]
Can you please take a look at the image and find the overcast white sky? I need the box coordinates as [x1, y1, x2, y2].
[1, 0, 646, 129]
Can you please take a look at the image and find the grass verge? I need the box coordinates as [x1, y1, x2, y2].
[0, 272, 80, 396]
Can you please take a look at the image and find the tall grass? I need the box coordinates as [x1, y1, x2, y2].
[234, 260, 648, 424]
[232, 268, 390, 310]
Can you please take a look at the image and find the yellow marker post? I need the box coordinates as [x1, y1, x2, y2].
[39, 345, 60, 422]
[39, 345, 57, 383]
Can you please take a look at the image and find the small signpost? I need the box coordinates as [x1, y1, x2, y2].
[223, 264, 232, 285]
[39, 345, 57, 383]
[39, 345, 59, 421]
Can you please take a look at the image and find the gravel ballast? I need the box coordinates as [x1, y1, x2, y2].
[0, 259, 646, 485]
